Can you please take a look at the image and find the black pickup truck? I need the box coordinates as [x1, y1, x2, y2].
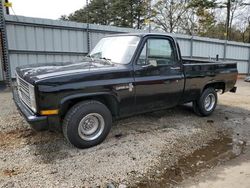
[14, 33, 238, 148]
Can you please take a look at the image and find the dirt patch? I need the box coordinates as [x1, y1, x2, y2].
[0, 128, 61, 149]
[135, 134, 246, 188]
[1, 167, 23, 177]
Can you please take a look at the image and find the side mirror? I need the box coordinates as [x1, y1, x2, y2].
[142, 59, 157, 68]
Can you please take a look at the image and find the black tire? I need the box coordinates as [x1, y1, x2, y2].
[192, 101, 201, 116]
[192, 88, 217, 116]
[62, 100, 112, 149]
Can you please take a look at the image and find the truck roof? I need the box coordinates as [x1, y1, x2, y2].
[106, 33, 174, 38]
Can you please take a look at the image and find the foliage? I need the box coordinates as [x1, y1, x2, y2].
[60, 0, 250, 43]
[60, 0, 149, 29]
[187, 0, 216, 35]
[151, 0, 189, 33]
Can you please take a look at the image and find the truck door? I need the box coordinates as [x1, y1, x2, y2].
[133, 36, 184, 112]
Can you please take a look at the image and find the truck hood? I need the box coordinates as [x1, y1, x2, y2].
[16, 57, 120, 83]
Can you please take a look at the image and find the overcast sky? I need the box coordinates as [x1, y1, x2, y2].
[9, 0, 86, 19]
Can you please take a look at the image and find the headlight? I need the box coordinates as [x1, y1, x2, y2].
[29, 85, 37, 113]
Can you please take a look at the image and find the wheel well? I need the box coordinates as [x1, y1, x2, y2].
[60, 95, 119, 119]
[203, 82, 225, 93]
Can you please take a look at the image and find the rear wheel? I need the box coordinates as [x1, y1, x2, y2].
[62, 100, 112, 149]
[193, 88, 217, 116]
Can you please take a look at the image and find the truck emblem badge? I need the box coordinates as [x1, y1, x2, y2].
[115, 83, 134, 92]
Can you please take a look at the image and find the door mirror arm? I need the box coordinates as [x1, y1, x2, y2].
[141, 61, 157, 68]
[141, 64, 153, 68]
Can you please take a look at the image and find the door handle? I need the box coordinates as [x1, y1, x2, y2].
[170, 67, 181, 70]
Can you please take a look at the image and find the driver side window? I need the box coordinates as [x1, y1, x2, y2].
[137, 38, 176, 66]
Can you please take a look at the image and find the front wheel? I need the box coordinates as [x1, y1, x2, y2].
[62, 100, 112, 149]
[193, 88, 217, 116]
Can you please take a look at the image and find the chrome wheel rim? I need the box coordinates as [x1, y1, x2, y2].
[204, 93, 216, 111]
[78, 113, 105, 141]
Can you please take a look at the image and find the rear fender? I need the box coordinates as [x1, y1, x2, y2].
[202, 81, 226, 94]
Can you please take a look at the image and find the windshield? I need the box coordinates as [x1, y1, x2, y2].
[89, 36, 140, 64]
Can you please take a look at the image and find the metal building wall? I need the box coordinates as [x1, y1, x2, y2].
[174, 34, 250, 74]
[3, 15, 250, 79]
[5, 15, 138, 78]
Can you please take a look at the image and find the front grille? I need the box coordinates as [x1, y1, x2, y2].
[16, 73, 32, 110]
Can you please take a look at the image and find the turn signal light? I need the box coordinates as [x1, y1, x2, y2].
[40, 109, 59, 115]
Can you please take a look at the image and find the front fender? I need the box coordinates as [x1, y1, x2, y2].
[59, 92, 119, 117]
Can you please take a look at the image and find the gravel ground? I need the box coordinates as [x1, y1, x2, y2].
[0, 79, 249, 187]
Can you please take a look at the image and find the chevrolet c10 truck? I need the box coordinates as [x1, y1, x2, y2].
[13, 33, 238, 148]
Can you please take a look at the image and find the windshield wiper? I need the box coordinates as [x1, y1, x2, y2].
[83, 54, 94, 63]
[100, 57, 114, 65]
[86, 55, 115, 65]
[100, 57, 111, 61]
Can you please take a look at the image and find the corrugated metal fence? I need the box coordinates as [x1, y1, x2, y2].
[2, 15, 250, 79]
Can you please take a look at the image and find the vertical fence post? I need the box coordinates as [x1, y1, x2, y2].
[248, 46, 250, 75]
[86, 0, 90, 53]
[223, 40, 227, 61]
[86, 24, 90, 53]
[190, 36, 193, 58]
[0, 2, 11, 86]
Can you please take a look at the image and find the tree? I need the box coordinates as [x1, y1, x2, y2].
[228, 0, 249, 39]
[60, 0, 149, 29]
[187, 0, 216, 35]
[212, 0, 249, 40]
[152, 0, 190, 33]
[60, 0, 250, 43]
[151, 0, 216, 34]
[60, 0, 112, 25]
[180, 7, 198, 35]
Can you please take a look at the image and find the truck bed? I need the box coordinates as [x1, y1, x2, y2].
[183, 58, 231, 64]
[181, 58, 238, 103]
